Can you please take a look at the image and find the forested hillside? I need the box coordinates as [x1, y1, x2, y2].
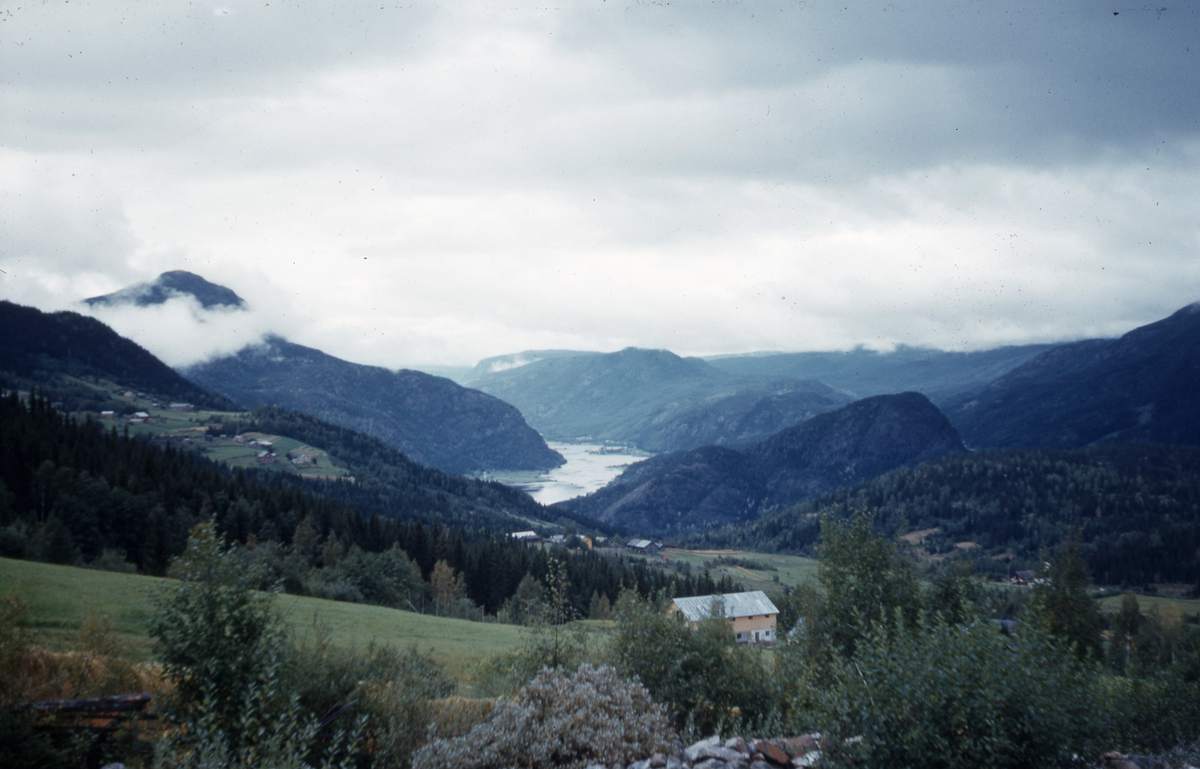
[184, 335, 564, 474]
[701, 443, 1200, 586]
[559, 392, 964, 535]
[0, 392, 730, 616]
[216, 406, 599, 533]
[0, 301, 238, 413]
[946, 302, 1200, 449]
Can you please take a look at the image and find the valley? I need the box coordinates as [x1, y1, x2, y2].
[3, 289, 1200, 623]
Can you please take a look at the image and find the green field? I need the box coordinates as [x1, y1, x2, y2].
[1098, 591, 1200, 618]
[116, 404, 351, 479]
[0, 558, 527, 681]
[659, 548, 819, 592]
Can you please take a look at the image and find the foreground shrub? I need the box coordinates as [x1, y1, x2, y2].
[1106, 674, 1200, 755]
[351, 648, 455, 769]
[609, 588, 775, 736]
[412, 664, 673, 769]
[425, 696, 496, 740]
[783, 616, 1105, 769]
[151, 522, 288, 749]
[151, 524, 372, 767]
[152, 649, 365, 769]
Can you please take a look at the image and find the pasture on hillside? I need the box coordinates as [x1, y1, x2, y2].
[658, 548, 819, 592]
[0, 557, 529, 680]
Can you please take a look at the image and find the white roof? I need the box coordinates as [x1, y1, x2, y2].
[672, 591, 779, 622]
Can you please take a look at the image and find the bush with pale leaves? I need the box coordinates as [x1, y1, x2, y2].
[412, 664, 673, 769]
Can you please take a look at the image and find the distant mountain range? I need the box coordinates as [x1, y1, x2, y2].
[557, 392, 965, 535]
[703, 343, 1055, 404]
[183, 336, 564, 475]
[464, 347, 852, 452]
[0, 301, 239, 412]
[84, 270, 247, 310]
[17, 269, 1199, 561]
[462, 344, 1059, 454]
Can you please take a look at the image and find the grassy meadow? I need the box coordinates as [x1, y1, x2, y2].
[117, 402, 351, 479]
[660, 548, 819, 592]
[1098, 590, 1200, 618]
[0, 557, 527, 681]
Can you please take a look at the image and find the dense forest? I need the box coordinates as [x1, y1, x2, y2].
[0, 392, 734, 616]
[698, 444, 1200, 587]
[209, 406, 606, 533]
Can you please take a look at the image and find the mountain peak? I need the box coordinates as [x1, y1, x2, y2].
[85, 270, 247, 310]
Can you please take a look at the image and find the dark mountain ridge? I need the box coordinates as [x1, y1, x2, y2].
[701, 442, 1200, 586]
[85, 270, 247, 310]
[183, 335, 564, 475]
[947, 302, 1200, 449]
[556, 392, 966, 536]
[0, 300, 238, 412]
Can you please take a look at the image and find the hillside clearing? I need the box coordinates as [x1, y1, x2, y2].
[0, 557, 527, 680]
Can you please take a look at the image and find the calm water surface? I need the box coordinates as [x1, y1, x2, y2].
[481, 441, 651, 505]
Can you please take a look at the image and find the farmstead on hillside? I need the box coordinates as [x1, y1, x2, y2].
[670, 590, 779, 644]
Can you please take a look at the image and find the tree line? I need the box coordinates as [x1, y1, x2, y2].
[0, 392, 733, 619]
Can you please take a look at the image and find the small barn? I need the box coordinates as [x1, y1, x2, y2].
[670, 590, 779, 645]
[626, 539, 661, 555]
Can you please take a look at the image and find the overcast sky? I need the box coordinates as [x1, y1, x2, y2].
[3, 1, 1199, 370]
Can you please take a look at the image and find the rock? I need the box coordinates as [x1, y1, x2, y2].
[584, 764, 607, 769]
[697, 746, 750, 764]
[726, 737, 748, 754]
[666, 757, 687, 769]
[650, 755, 668, 768]
[631, 760, 653, 769]
[790, 751, 822, 769]
[694, 759, 728, 769]
[778, 735, 820, 755]
[758, 741, 791, 766]
[750, 762, 774, 769]
[685, 737, 723, 762]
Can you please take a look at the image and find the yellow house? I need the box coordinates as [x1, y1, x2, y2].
[670, 590, 779, 644]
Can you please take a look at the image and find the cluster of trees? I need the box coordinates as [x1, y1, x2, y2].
[700, 444, 1200, 587]
[0, 392, 734, 621]
[610, 513, 1200, 766]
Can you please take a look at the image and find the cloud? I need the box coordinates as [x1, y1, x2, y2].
[2, 1, 1198, 369]
[83, 293, 274, 369]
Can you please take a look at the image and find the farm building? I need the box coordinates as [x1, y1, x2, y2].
[670, 590, 779, 645]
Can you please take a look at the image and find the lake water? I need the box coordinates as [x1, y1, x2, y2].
[480, 441, 651, 505]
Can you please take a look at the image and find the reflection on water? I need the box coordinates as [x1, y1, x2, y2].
[479, 441, 650, 505]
